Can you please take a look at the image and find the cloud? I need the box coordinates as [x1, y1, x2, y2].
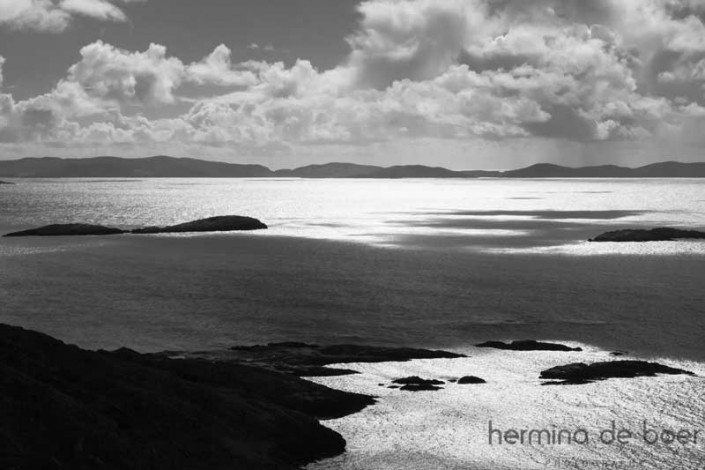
[59, 0, 127, 22]
[0, 0, 141, 32]
[67, 41, 185, 106]
[185, 45, 258, 87]
[3, 0, 705, 158]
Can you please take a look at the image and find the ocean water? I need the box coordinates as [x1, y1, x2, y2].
[1, 177, 705, 469]
[1, 177, 704, 252]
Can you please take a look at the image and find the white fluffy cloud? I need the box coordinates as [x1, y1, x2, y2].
[0, 0, 140, 32]
[3, 0, 705, 158]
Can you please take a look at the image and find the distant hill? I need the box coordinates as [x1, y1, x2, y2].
[0, 156, 704, 178]
[275, 163, 500, 178]
[504, 161, 705, 178]
[274, 163, 383, 178]
[0, 156, 273, 178]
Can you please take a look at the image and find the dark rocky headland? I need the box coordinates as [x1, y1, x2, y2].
[167, 342, 465, 377]
[589, 227, 705, 242]
[0, 324, 476, 469]
[0, 324, 377, 469]
[3, 215, 268, 237]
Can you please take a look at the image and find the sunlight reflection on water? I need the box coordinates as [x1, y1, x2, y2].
[307, 346, 705, 470]
[1, 178, 704, 255]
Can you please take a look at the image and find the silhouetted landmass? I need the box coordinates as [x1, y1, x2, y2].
[590, 227, 705, 242]
[0, 180, 13, 184]
[476, 340, 583, 352]
[4, 216, 268, 237]
[274, 162, 384, 178]
[3, 223, 126, 237]
[0, 156, 273, 178]
[172, 342, 467, 376]
[540, 361, 694, 385]
[503, 163, 633, 178]
[3, 156, 705, 178]
[457, 376, 487, 384]
[0, 323, 376, 470]
[356, 165, 499, 179]
[131, 215, 267, 234]
[503, 161, 705, 178]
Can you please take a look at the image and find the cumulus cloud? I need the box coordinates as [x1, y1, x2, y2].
[0, 0, 140, 32]
[4, 0, 705, 156]
[185, 45, 259, 87]
[67, 41, 185, 106]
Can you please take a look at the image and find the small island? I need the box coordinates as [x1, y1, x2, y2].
[589, 227, 705, 242]
[3, 223, 126, 237]
[540, 360, 694, 385]
[476, 340, 582, 352]
[3, 215, 268, 237]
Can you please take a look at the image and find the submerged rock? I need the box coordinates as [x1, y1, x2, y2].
[589, 227, 705, 242]
[540, 360, 694, 385]
[131, 215, 267, 233]
[457, 376, 486, 384]
[0, 323, 374, 469]
[3, 223, 125, 237]
[476, 340, 582, 352]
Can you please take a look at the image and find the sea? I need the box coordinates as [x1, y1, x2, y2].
[1, 177, 704, 469]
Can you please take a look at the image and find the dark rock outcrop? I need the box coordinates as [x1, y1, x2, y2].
[457, 376, 486, 384]
[476, 340, 582, 352]
[0, 323, 374, 470]
[219, 342, 465, 376]
[590, 227, 705, 242]
[3, 223, 125, 237]
[131, 215, 267, 233]
[540, 360, 694, 385]
[0, 180, 14, 184]
[391, 376, 445, 392]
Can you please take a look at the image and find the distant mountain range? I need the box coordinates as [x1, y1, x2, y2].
[1, 156, 704, 178]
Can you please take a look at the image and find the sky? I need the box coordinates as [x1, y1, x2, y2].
[1, 0, 705, 169]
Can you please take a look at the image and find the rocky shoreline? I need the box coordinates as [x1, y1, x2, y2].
[1, 325, 698, 469]
[0, 324, 376, 469]
[0, 325, 476, 469]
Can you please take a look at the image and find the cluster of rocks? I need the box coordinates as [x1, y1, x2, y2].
[384, 375, 487, 392]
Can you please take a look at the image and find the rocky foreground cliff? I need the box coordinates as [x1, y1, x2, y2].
[0, 324, 373, 470]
